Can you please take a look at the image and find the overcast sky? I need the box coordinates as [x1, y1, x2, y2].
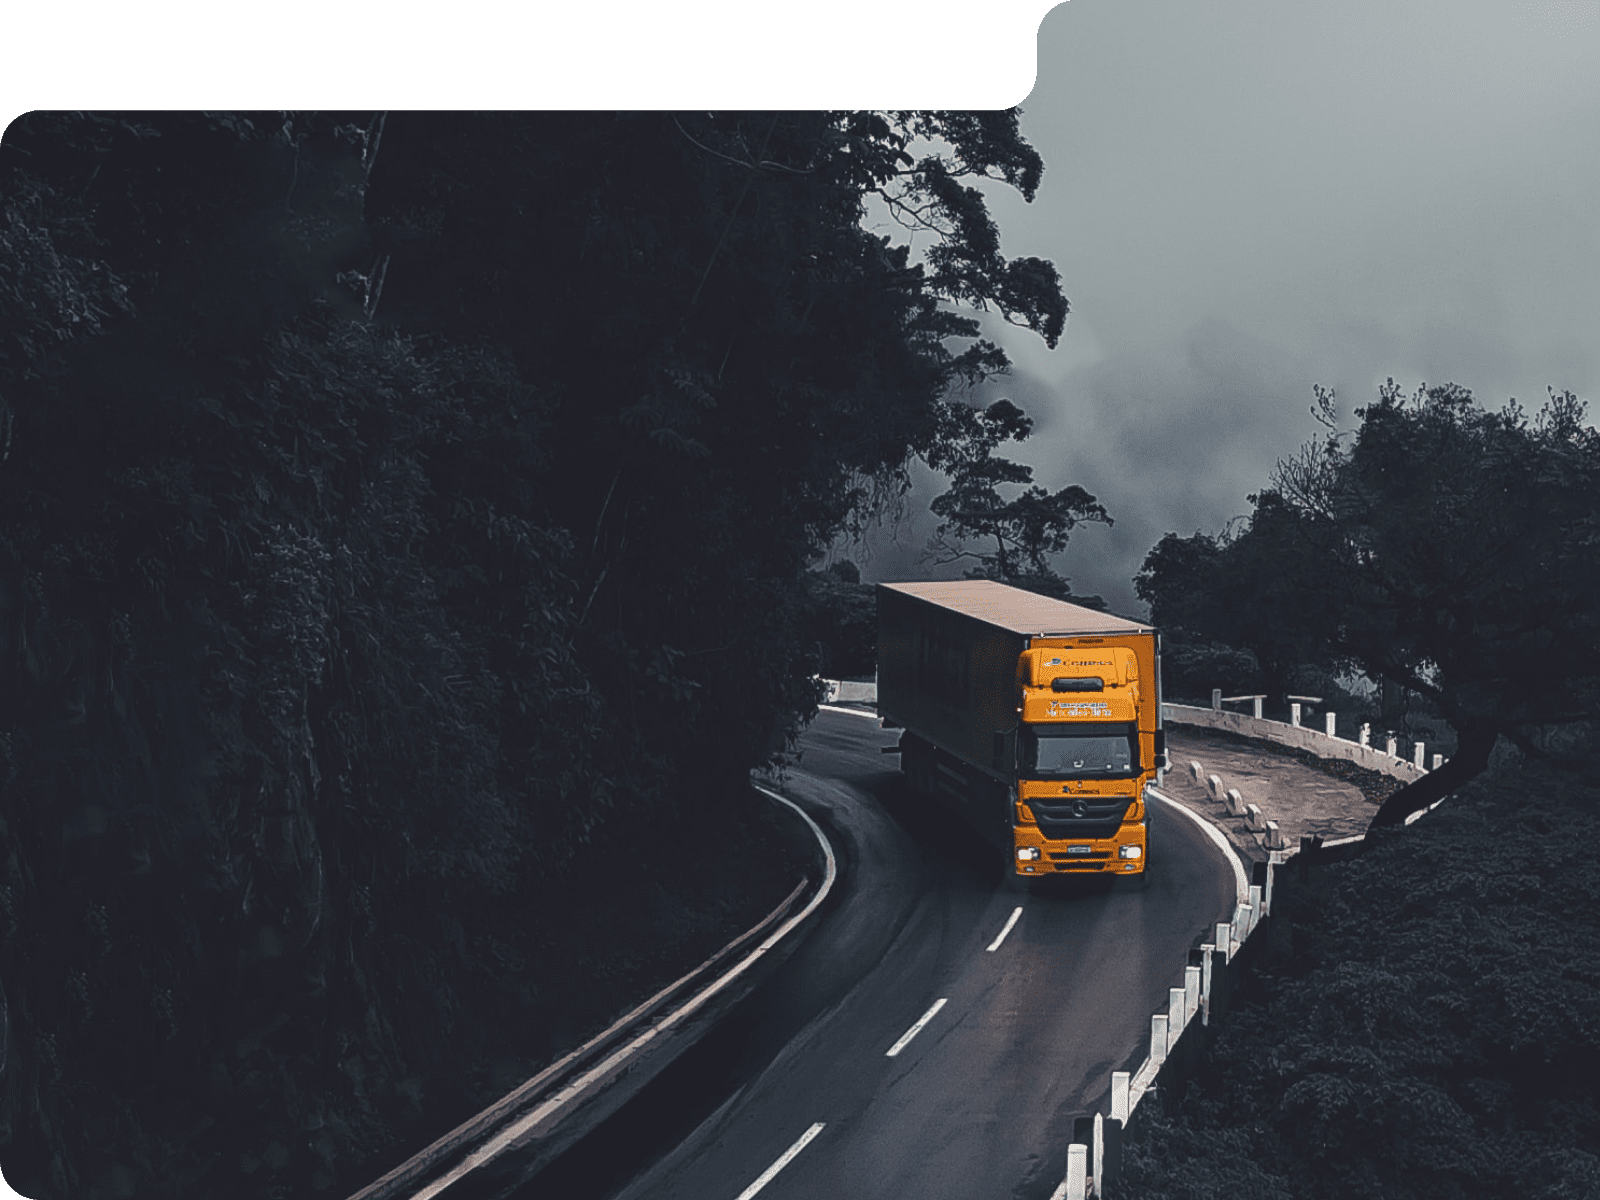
[849, 0, 1600, 615]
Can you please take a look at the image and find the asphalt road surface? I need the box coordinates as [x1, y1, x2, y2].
[531, 708, 1239, 1200]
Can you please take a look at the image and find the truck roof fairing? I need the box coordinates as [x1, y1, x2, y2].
[877, 580, 1153, 638]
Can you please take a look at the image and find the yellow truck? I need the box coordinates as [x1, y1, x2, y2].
[877, 580, 1165, 880]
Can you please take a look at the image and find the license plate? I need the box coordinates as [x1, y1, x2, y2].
[1067, 844, 1092, 855]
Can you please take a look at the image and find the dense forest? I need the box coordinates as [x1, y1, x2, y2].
[0, 111, 1080, 1198]
[1113, 756, 1600, 1200]
[1122, 382, 1600, 1197]
[1137, 380, 1600, 827]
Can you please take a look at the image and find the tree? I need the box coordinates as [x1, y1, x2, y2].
[1137, 492, 1354, 706]
[1143, 379, 1600, 829]
[364, 111, 1074, 797]
[800, 560, 877, 680]
[0, 110, 1074, 1195]
[925, 398, 1111, 605]
[0, 112, 611, 1197]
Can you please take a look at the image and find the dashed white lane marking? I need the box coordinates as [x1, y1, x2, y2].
[734, 1123, 826, 1200]
[886, 997, 948, 1057]
[986, 906, 1023, 952]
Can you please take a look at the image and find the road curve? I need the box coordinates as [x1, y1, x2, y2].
[542, 708, 1240, 1200]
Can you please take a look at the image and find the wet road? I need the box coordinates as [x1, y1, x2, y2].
[536, 708, 1240, 1200]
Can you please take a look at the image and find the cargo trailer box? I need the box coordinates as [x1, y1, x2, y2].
[877, 580, 1163, 879]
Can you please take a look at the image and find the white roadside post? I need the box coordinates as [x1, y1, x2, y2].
[1211, 688, 1222, 712]
[1206, 773, 1224, 801]
[1199, 945, 1214, 1023]
[1433, 752, 1444, 770]
[1385, 734, 1398, 758]
[1248, 884, 1263, 934]
[1065, 1144, 1087, 1200]
[1091, 1113, 1104, 1199]
[1359, 723, 1371, 747]
[1111, 1071, 1131, 1124]
[1290, 702, 1302, 727]
[1150, 1013, 1168, 1065]
[1413, 742, 1426, 769]
[1185, 965, 1202, 1021]
[1225, 788, 1244, 816]
[1168, 987, 1186, 1053]
[1325, 711, 1337, 738]
[1216, 920, 1233, 963]
[1252, 696, 1263, 719]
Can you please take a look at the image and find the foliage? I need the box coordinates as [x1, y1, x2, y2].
[0, 114, 615, 1196]
[363, 111, 1075, 797]
[1135, 496, 1351, 706]
[1153, 632, 1261, 705]
[800, 561, 877, 680]
[1136, 380, 1600, 825]
[0, 109, 1069, 1195]
[925, 397, 1112, 604]
[1116, 759, 1600, 1200]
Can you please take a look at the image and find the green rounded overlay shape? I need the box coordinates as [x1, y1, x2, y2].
[3, 0, 1075, 128]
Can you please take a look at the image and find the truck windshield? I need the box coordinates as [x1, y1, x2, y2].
[1021, 722, 1137, 777]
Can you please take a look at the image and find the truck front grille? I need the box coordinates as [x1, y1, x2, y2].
[1026, 798, 1132, 841]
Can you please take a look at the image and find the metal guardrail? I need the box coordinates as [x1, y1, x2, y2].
[347, 787, 836, 1200]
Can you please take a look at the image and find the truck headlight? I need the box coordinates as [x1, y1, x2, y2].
[1119, 845, 1143, 859]
[1016, 847, 1040, 861]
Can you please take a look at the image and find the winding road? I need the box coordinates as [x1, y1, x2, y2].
[521, 707, 1242, 1200]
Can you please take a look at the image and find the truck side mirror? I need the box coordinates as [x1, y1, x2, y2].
[1153, 727, 1168, 770]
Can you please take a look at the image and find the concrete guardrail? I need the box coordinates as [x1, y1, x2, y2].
[345, 786, 836, 1200]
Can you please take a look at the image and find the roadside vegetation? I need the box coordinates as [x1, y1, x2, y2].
[0, 111, 1091, 1198]
[1138, 380, 1600, 828]
[1114, 754, 1600, 1200]
[1126, 381, 1600, 1199]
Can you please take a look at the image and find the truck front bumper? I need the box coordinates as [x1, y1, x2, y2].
[1012, 825, 1147, 875]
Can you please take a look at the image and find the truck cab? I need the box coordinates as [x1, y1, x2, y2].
[1010, 644, 1155, 878]
[875, 580, 1164, 884]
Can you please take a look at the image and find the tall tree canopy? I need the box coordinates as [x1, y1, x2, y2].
[363, 111, 1075, 792]
[1135, 490, 1350, 704]
[925, 397, 1112, 606]
[0, 111, 1069, 1195]
[1138, 380, 1600, 828]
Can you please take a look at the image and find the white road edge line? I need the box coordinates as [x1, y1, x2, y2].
[1147, 785, 1249, 906]
[816, 703, 881, 719]
[986, 906, 1023, 952]
[886, 997, 948, 1057]
[404, 787, 837, 1200]
[734, 1123, 826, 1200]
